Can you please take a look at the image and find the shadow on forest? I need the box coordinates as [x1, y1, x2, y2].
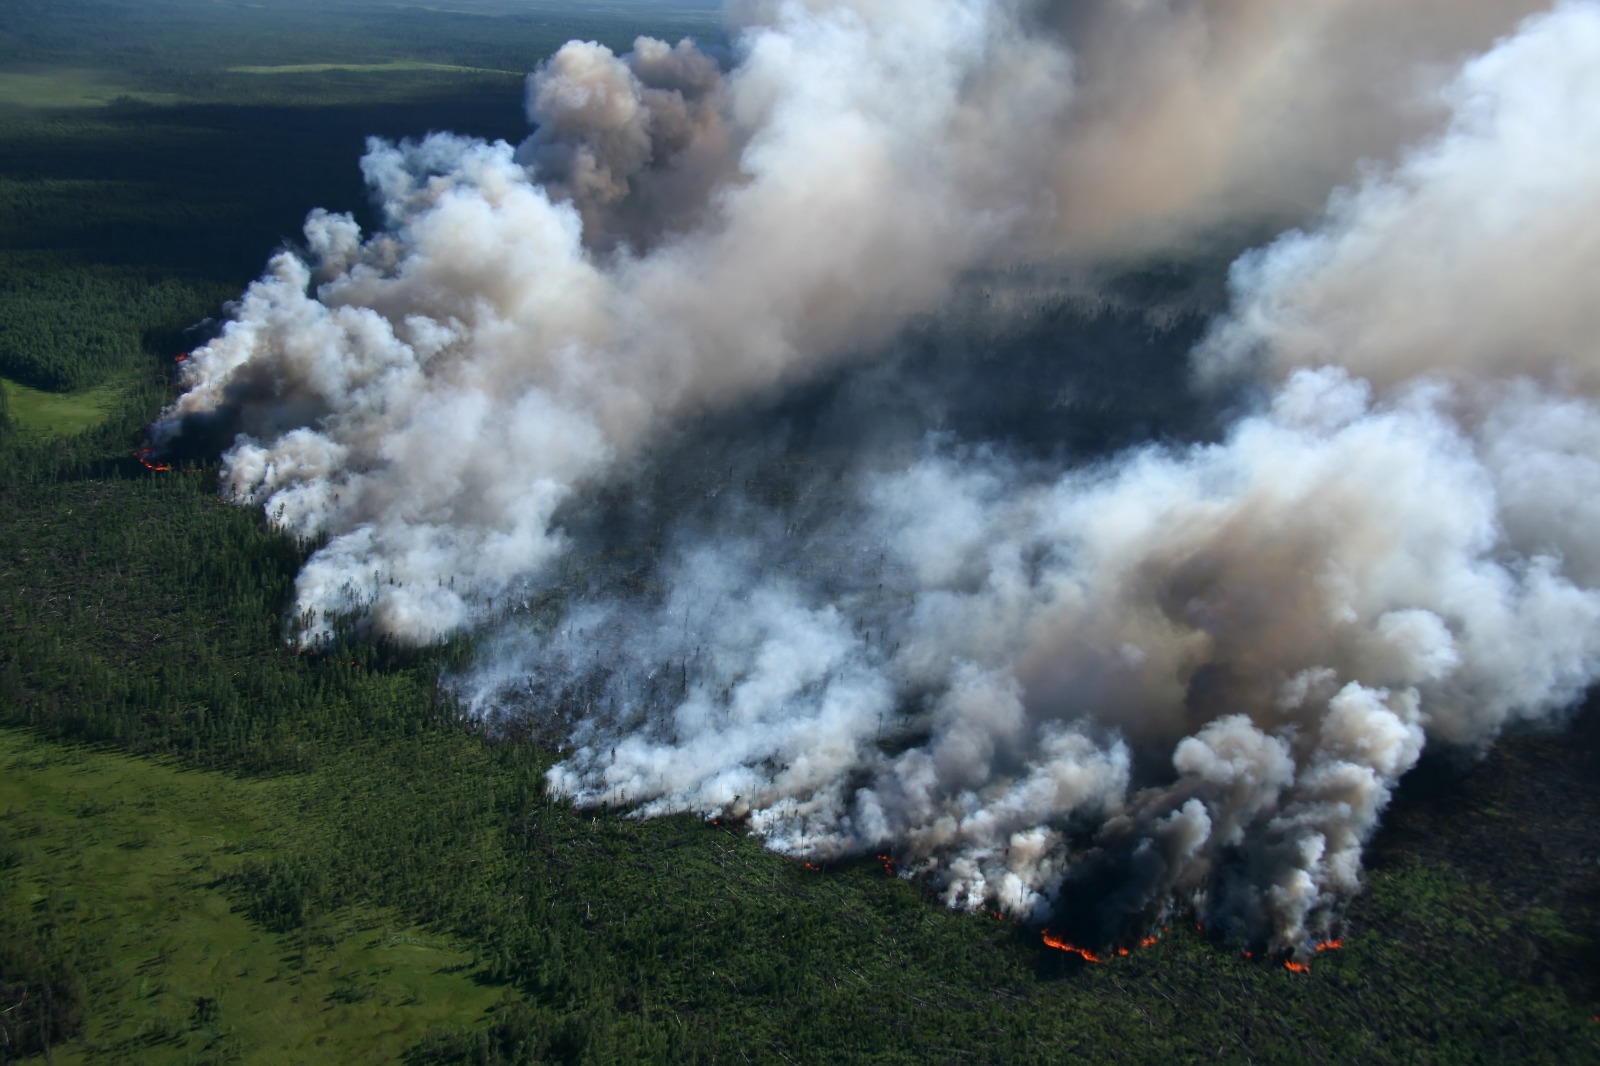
[0, 89, 528, 280]
[1367, 692, 1600, 1003]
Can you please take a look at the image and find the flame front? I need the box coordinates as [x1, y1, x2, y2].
[1041, 933, 1104, 963]
[134, 446, 171, 472]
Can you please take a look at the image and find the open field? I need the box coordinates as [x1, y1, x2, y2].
[0, 727, 511, 1063]
[1, 375, 127, 438]
[228, 61, 522, 76]
[0, 2, 1597, 1062]
[0, 70, 179, 110]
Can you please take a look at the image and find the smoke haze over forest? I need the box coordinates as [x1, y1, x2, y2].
[157, 0, 1600, 955]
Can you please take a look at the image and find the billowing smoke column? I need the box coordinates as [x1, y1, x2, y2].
[157, 1, 1600, 954]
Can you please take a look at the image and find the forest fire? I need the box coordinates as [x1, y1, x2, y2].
[133, 446, 171, 472]
[143, 0, 1600, 1025]
[1041, 934, 1103, 963]
[1040, 931, 1161, 963]
[1276, 938, 1347, 972]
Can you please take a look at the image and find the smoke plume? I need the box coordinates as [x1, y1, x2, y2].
[158, 1, 1600, 954]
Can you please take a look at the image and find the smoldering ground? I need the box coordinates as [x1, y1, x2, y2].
[157, 1, 1600, 955]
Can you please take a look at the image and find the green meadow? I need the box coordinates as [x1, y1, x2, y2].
[1, 376, 127, 438]
[228, 61, 522, 76]
[0, 70, 179, 110]
[0, 729, 508, 1063]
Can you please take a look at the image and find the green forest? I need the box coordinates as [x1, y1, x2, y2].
[1, 2, 1597, 1062]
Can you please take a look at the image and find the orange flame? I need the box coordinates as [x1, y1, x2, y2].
[1285, 959, 1311, 974]
[1139, 936, 1158, 949]
[1042, 934, 1103, 963]
[174, 352, 188, 362]
[133, 446, 172, 472]
[1314, 938, 1344, 953]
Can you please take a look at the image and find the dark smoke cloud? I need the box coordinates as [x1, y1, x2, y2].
[157, 1, 1598, 954]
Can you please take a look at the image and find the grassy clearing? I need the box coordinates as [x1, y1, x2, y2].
[228, 61, 522, 76]
[0, 728, 510, 1063]
[0, 375, 128, 438]
[0, 70, 178, 110]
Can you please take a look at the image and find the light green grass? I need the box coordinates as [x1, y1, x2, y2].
[227, 61, 521, 76]
[0, 728, 512, 1063]
[0, 70, 178, 110]
[1, 375, 126, 438]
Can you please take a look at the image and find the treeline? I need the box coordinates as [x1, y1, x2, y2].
[0, 0, 722, 89]
[0, 912, 89, 1061]
[0, 819, 90, 1061]
[0, 261, 221, 392]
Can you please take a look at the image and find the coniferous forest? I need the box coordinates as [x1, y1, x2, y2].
[1, 2, 1598, 1062]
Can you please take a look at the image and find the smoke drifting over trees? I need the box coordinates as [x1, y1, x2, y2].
[158, 1, 1600, 954]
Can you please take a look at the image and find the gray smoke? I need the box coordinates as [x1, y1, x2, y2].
[157, 1, 1598, 954]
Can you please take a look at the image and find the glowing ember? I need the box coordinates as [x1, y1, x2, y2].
[1285, 960, 1311, 974]
[1139, 936, 1158, 949]
[1041, 934, 1103, 963]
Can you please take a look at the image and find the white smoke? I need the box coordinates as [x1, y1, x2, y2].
[158, 0, 1597, 953]
[157, 0, 1079, 638]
